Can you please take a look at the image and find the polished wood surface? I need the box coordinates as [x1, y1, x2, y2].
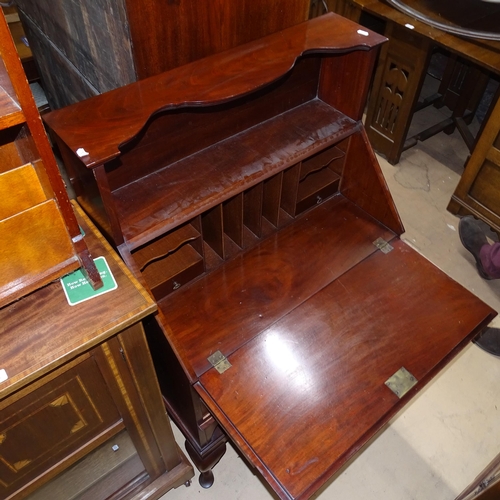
[114, 101, 357, 248]
[44, 14, 385, 169]
[45, 15, 495, 499]
[160, 196, 395, 381]
[124, 0, 311, 78]
[198, 238, 494, 499]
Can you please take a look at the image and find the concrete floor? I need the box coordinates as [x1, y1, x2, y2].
[163, 110, 500, 499]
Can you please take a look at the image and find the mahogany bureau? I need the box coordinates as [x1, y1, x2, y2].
[44, 14, 496, 500]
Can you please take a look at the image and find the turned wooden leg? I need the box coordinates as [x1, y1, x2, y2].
[185, 435, 227, 488]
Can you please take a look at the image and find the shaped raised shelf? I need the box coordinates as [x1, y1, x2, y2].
[113, 99, 356, 248]
[45, 14, 496, 500]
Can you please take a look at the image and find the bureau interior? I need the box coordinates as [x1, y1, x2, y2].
[107, 49, 398, 302]
[127, 136, 349, 301]
[48, 31, 402, 308]
[61, 52, 367, 248]
[107, 56, 322, 191]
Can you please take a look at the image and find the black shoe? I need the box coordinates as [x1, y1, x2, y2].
[474, 327, 500, 357]
[458, 216, 492, 280]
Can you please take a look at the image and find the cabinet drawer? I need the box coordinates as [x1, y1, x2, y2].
[0, 356, 120, 497]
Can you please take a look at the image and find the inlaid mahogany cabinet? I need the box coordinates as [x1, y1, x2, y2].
[0, 205, 193, 499]
[45, 14, 496, 500]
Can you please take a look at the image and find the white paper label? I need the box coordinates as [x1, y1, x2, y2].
[0, 369, 8, 383]
[76, 147, 89, 157]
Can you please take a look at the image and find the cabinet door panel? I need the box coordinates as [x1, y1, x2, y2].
[0, 357, 120, 497]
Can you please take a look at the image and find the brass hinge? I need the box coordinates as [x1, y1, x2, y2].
[207, 350, 232, 374]
[373, 237, 393, 254]
[385, 367, 417, 398]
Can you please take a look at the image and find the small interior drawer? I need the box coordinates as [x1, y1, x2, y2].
[295, 144, 344, 214]
[131, 222, 205, 300]
[143, 244, 205, 300]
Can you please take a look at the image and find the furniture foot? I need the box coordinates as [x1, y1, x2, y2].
[198, 470, 214, 489]
[184, 437, 226, 489]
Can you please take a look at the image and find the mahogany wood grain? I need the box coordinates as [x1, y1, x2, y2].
[114, 101, 358, 248]
[223, 194, 245, 248]
[132, 224, 200, 272]
[243, 183, 264, 239]
[44, 14, 386, 169]
[197, 239, 495, 500]
[16, 0, 310, 111]
[103, 55, 321, 193]
[318, 48, 380, 121]
[262, 174, 283, 227]
[341, 128, 404, 234]
[159, 196, 395, 381]
[299, 146, 344, 181]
